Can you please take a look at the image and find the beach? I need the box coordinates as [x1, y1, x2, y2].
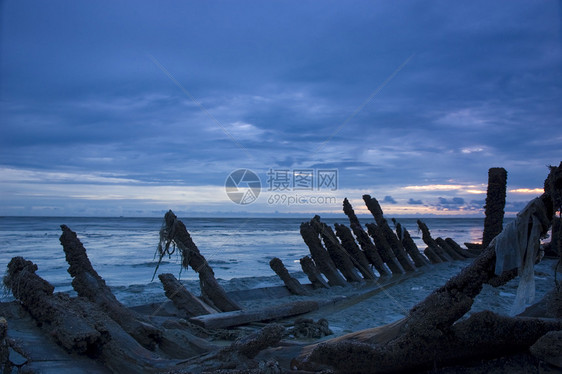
[0, 218, 556, 372]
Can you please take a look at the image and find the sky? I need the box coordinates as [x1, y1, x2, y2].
[0, 1, 561, 217]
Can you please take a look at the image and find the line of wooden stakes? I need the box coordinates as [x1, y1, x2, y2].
[269, 195, 478, 296]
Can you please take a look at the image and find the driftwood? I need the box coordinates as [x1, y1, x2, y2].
[394, 221, 430, 267]
[300, 221, 347, 287]
[3, 257, 172, 373]
[269, 257, 310, 296]
[190, 301, 320, 329]
[334, 223, 376, 279]
[158, 273, 217, 317]
[435, 237, 465, 260]
[351, 223, 391, 277]
[342, 198, 390, 276]
[423, 246, 443, 264]
[362, 195, 416, 272]
[311, 216, 363, 283]
[156, 210, 241, 312]
[59, 224, 162, 349]
[417, 219, 454, 261]
[299, 256, 329, 289]
[365, 223, 405, 274]
[446, 237, 477, 258]
[176, 324, 285, 373]
[482, 167, 508, 248]
[220, 323, 285, 360]
[293, 164, 561, 373]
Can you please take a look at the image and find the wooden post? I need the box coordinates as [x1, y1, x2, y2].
[435, 237, 465, 260]
[395, 221, 431, 267]
[300, 222, 347, 287]
[158, 273, 217, 317]
[3, 257, 171, 373]
[445, 237, 477, 258]
[158, 211, 241, 312]
[417, 219, 453, 261]
[334, 223, 377, 279]
[365, 223, 405, 274]
[482, 167, 508, 249]
[294, 170, 559, 373]
[311, 216, 363, 283]
[351, 223, 392, 277]
[362, 195, 416, 272]
[300, 256, 329, 289]
[342, 198, 390, 276]
[60, 224, 162, 349]
[269, 257, 310, 296]
[424, 246, 444, 264]
[343, 197, 361, 226]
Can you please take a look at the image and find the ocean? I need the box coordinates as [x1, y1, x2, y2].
[0, 216, 489, 306]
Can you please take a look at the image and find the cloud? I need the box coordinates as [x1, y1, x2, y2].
[0, 1, 560, 216]
[438, 197, 465, 205]
[407, 198, 423, 205]
[432, 197, 468, 211]
[382, 195, 397, 204]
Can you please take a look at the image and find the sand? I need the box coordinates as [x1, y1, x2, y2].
[1, 256, 560, 373]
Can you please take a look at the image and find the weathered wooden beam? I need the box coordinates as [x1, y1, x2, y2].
[300, 222, 347, 287]
[158, 211, 241, 312]
[219, 323, 285, 360]
[482, 167, 508, 249]
[3, 257, 171, 373]
[311, 216, 363, 283]
[365, 223, 405, 274]
[424, 246, 444, 264]
[435, 237, 465, 260]
[297, 311, 562, 373]
[60, 224, 162, 349]
[342, 198, 390, 276]
[334, 223, 376, 279]
[350, 223, 392, 277]
[300, 256, 329, 289]
[293, 165, 560, 373]
[362, 195, 416, 272]
[269, 257, 310, 296]
[445, 237, 477, 258]
[394, 221, 431, 267]
[417, 219, 453, 261]
[158, 273, 217, 317]
[343, 197, 362, 227]
[190, 301, 320, 329]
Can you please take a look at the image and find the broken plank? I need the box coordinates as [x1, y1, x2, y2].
[189, 301, 320, 330]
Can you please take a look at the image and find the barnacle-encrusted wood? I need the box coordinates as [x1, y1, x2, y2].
[155, 210, 241, 312]
[294, 163, 561, 373]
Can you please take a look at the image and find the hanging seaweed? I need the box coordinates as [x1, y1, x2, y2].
[152, 210, 241, 312]
[152, 211, 189, 281]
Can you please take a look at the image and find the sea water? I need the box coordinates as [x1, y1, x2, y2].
[0, 216, 488, 306]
